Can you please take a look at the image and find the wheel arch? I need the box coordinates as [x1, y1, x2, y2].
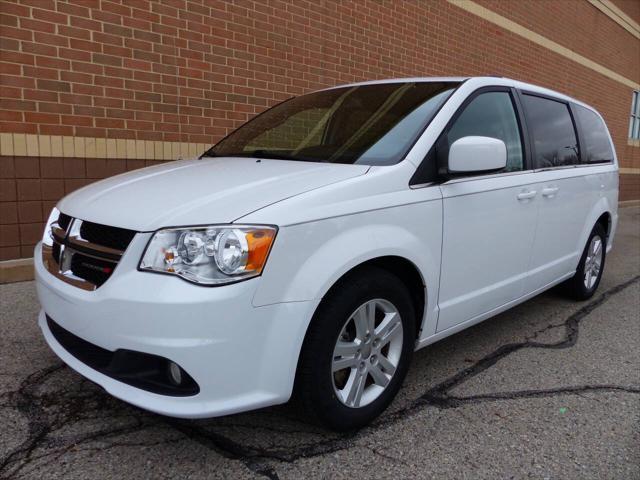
[319, 255, 426, 339]
[575, 197, 614, 264]
[595, 211, 611, 239]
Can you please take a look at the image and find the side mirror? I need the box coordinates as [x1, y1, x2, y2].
[447, 136, 507, 174]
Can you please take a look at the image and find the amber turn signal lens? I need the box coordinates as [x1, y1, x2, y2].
[245, 229, 276, 272]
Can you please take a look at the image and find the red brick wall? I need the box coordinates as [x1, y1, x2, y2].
[476, 0, 638, 82]
[0, 155, 165, 260]
[611, 0, 640, 24]
[0, 0, 639, 261]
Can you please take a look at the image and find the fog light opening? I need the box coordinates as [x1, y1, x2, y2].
[167, 361, 183, 385]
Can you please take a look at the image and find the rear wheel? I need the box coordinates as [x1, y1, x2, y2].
[562, 223, 606, 300]
[294, 266, 416, 431]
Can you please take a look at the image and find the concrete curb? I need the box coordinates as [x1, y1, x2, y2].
[0, 258, 34, 284]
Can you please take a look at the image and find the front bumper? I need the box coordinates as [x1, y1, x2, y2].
[35, 241, 313, 418]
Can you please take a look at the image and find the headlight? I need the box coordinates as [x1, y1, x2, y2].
[139, 225, 277, 285]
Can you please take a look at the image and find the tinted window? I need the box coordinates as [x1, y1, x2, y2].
[446, 91, 523, 172]
[205, 82, 459, 166]
[522, 94, 579, 168]
[574, 105, 614, 163]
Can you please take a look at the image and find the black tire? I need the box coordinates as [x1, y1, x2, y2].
[294, 266, 416, 431]
[561, 223, 607, 300]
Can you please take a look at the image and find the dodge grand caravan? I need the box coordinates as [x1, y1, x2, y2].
[36, 77, 618, 430]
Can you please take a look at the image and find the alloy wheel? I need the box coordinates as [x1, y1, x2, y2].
[331, 299, 403, 408]
[583, 234, 603, 290]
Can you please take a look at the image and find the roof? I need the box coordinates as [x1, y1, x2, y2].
[320, 76, 594, 113]
[321, 76, 470, 89]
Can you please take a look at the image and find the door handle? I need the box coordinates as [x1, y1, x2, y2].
[517, 190, 537, 200]
[542, 186, 559, 197]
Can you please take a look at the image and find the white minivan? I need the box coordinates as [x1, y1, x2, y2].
[36, 77, 618, 430]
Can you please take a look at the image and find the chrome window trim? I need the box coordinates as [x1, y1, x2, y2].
[534, 162, 614, 173]
[440, 168, 536, 185]
[439, 161, 617, 186]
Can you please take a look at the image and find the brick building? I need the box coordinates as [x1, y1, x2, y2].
[0, 0, 639, 273]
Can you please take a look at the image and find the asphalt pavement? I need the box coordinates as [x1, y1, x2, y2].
[1, 206, 639, 479]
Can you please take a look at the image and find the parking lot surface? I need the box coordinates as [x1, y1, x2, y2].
[1, 206, 638, 479]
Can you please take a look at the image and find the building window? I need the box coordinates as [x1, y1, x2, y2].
[630, 91, 640, 140]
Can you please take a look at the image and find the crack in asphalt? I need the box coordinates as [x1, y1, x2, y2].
[1, 275, 638, 479]
[413, 274, 640, 411]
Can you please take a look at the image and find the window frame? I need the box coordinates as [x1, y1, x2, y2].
[629, 90, 639, 140]
[410, 86, 532, 186]
[518, 90, 583, 170]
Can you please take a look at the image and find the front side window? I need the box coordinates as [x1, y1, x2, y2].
[630, 90, 640, 140]
[522, 94, 579, 168]
[205, 82, 460, 166]
[445, 91, 524, 172]
[574, 105, 614, 163]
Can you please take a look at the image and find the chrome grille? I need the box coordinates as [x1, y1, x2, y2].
[42, 212, 136, 290]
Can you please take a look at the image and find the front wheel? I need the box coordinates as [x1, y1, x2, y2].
[294, 267, 416, 431]
[562, 223, 607, 300]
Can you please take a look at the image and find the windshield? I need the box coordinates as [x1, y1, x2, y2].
[203, 81, 460, 165]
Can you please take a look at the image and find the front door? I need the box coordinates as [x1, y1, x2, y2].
[436, 89, 539, 332]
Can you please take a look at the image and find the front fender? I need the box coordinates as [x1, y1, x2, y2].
[252, 202, 443, 336]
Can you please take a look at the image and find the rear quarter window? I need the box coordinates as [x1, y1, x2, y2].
[574, 105, 614, 164]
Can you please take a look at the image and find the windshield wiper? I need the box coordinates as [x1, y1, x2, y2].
[204, 150, 319, 162]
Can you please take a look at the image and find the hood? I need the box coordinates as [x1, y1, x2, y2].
[58, 157, 369, 231]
